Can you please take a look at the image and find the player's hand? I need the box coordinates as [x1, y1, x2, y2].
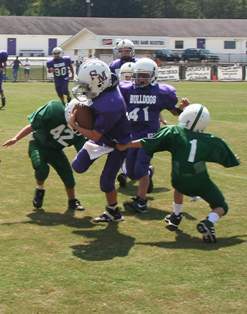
[179, 97, 190, 110]
[160, 118, 168, 126]
[116, 144, 128, 151]
[68, 106, 82, 131]
[2, 137, 18, 147]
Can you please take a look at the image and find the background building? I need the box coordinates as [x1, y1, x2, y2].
[0, 16, 247, 63]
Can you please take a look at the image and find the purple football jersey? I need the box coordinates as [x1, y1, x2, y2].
[90, 86, 131, 145]
[46, 56, 72, 81]
[119, 81, 178, 139]
[0, 51, 8, 71]
[109, 57, 138, 75]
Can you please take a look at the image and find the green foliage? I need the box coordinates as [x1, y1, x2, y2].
[0, 0, 246, 18]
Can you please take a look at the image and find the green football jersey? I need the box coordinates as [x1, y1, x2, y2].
[28, 100, 85, 151]
[141, 125, 239, 191]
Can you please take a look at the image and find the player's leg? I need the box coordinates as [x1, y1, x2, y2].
[93, 150, 126, 223]
[124, 148, 151, 213]
[165, 189, 184, 231]
[72, 146, 95, 173]
[49, 150, 84, 211]
[117, 159, 128, 188]
[147, 164, 154, 193]
[28, 141, 49, 209]
[55, 83, 66, 105]
[62, 80, 71, 104]
[196, 180, 228, 243]
[0, 76, 6, 109]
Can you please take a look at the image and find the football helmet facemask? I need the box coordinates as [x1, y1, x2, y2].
[133, 58, 158, 88]
[116, 39, 135, 60]
[178, 104, 210, 132]
[73, 58, 112, 100]
[119, 62, 135, 81]
[52, 47, 63, 58]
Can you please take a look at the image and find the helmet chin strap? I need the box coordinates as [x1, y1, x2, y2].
[190, 105, 204, 131]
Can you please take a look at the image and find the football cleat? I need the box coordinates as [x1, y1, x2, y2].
[117, 173, 127, 188]
[190, 196, 201, 202]
[164, 212, 183, 231]
[197, 219, 216, 243]
[67, 198, 85, 211]
[92, 206, 124, 223]
[124, 196, 148, 213]
[33, 188, 45, 209]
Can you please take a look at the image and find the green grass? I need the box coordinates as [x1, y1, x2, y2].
[0, 82, 247, 314]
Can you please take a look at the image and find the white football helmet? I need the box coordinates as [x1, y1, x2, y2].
[52, 47, 63, 58]
[119, 62, 135, 81]
[133, 57, 158, 88]
[178, 104, 210, 132]
[116, 39, 135, 59]
[73, 58, 112, 99]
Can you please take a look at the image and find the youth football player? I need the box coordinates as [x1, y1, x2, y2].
[116, 104, 240, 243]
[110, 39, 138, 76]
[119, 57, 188, 213]
[47, 47, 74, 105]
[0, 50, 8, 109]
[68, 58, 131, 223]
[3, 100, 85, 212]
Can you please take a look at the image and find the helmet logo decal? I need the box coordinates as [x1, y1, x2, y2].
[89, 70, 108, 84]
[190, 105, 204, 131]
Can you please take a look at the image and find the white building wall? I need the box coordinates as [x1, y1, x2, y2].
[0, 34, 70, 55]
[168, 36, 247, 53]
[1, 32, 247, 57]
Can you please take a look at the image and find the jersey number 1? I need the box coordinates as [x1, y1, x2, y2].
[188, 139, 197, 162]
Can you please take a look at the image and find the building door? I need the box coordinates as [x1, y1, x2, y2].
[7, 38, 16, 55]
[197, 38, 206, 49]
[48, 38, 57, 55]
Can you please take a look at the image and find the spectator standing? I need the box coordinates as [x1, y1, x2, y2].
[11, 56, 22, 82]
[23, 58, 31, 81]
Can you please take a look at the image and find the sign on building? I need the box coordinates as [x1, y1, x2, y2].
[157, 66, 180, 81]
[185, 66, 211, 81]
[218, 65, 243, 81]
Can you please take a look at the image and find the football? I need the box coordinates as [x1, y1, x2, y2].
[75, 105, 94, 130]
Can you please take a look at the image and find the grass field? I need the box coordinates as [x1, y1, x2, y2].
[0, 81, 246, 314]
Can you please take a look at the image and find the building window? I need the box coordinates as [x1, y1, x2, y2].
[48, 38, 57, 55]
[197, 38, 206, 49]
[224, 41, 236, 49]
[74, 49, 78, 56]
[175, 40, 184, 49]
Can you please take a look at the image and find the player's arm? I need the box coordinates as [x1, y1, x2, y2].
[159, 113, 167, 125]
[169, 97, 190, 116]
[69, 64, 74, 80]
[2, 124, 33, 147]
[68, 109, 102, 142]
[116, 140, 142, 151]
[47, 67, 54, 73]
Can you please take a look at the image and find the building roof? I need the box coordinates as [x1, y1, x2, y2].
[0, 16, 247, 37]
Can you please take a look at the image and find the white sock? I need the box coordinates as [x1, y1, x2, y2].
[208, 212, 220, 224]
[37, 185, 44, 190]
[172, 202, 183, 216]
[108, 203, 118, 210]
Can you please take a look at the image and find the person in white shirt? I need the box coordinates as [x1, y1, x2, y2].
[23, 58, 31, 81]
